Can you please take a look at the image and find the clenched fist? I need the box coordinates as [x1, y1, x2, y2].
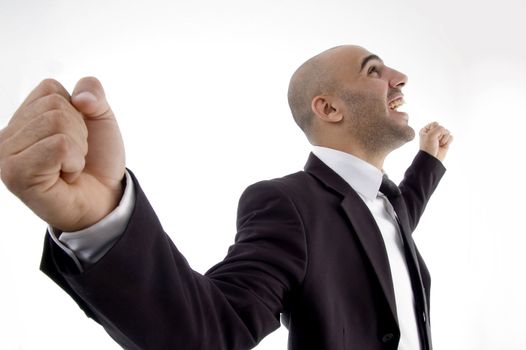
[0, 77, 125, 232]
[419, 122, 453, 162]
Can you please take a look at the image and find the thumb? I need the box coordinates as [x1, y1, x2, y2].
[69, 76, 125, 186]
[71, 76, 113, 119]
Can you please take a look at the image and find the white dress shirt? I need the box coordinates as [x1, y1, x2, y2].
[50, 148, 421, 349]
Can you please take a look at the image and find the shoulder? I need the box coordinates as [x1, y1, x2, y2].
[240, 171, 319, 204]
[237, 170, 334, 228]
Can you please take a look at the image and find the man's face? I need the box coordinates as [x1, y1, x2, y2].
[332, 46, 415, 151]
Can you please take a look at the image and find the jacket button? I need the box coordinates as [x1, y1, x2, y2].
[382, 333, 394, 343]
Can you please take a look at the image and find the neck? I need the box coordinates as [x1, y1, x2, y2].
[340, 148, 387, 170]
[314, 142, 388, 170]
[350, 150, 387, 170]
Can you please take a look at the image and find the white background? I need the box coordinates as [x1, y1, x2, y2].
[1, 0, 525, 349]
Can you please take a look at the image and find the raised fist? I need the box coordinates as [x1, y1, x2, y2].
[419, 122, 453, 162]
[0, 77, 125, 231]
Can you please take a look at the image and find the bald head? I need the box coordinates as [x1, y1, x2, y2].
[287, 45, 366, 137]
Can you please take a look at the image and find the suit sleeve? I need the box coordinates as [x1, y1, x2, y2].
[40, 173, 307, 350]
[398, 150, 447, 232]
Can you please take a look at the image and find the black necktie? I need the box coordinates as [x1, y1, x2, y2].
[379, 174, 433, 350]
[380, 174, 401, 198]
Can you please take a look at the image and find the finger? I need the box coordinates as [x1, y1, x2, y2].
[12, 79, 70, 121]
[0, 127, 6, 144]
[71, 77, 114, 120]
[1, 134, 86, 194]
[0, 109, 88, 159]
[441, 129, 451, 143]
[20, 134, 85, 176]
[1, 135, 87, 228]
[426, 125, 446, 139]
[4, 92, 87, 141]
[440, 133, 454, 147]
[420, 121, 439, 134]
[438, 134, 450, 147]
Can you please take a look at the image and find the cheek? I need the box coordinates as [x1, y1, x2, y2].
[340, 89, 388, 117]
[361, 93, 388, 114]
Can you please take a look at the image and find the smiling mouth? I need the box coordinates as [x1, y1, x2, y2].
[388, 97, 404, 111]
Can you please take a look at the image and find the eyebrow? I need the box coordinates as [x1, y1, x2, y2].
[360, 54, 383, 72]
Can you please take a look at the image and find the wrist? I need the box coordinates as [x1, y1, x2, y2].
[85, 178, 125, 230]
[418, 149, 445, 163]
[56, 176, 125, 232]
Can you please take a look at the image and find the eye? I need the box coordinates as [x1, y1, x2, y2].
[368, 65, 380, 76]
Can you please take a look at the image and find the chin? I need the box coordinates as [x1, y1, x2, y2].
[403, 126, 416, 141]
[385, 125, 415, 150]
[389, 118, 415, 141]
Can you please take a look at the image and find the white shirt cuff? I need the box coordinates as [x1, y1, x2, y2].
[47, 170, 136, 272]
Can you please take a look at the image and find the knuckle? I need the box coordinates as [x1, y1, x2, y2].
[39, 79, 64, 95]
[50, 133, 70, 155]
[0, 129, 15, 158]
[33, 134, 69, 163]
[44, 109, 68, 131]
[44, 93, 68, 110]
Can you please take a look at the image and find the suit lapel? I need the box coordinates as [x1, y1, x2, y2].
[304, 153, 398, 320]
[340, 193, 397, 319]
[388, 193, 433, 349]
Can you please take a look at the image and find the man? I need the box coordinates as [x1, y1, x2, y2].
[0, 45, 452, 349]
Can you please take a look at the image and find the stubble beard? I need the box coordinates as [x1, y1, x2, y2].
[340, 90, 415, 154]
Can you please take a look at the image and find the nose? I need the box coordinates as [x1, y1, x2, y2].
[389, 68, 408, 88]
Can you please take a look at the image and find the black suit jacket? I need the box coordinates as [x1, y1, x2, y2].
[41, 151, 445, 350]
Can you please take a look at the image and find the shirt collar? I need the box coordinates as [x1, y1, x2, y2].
[312, 146, 383, 201]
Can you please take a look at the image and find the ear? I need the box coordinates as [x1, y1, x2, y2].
[311, 95, 343, 123]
